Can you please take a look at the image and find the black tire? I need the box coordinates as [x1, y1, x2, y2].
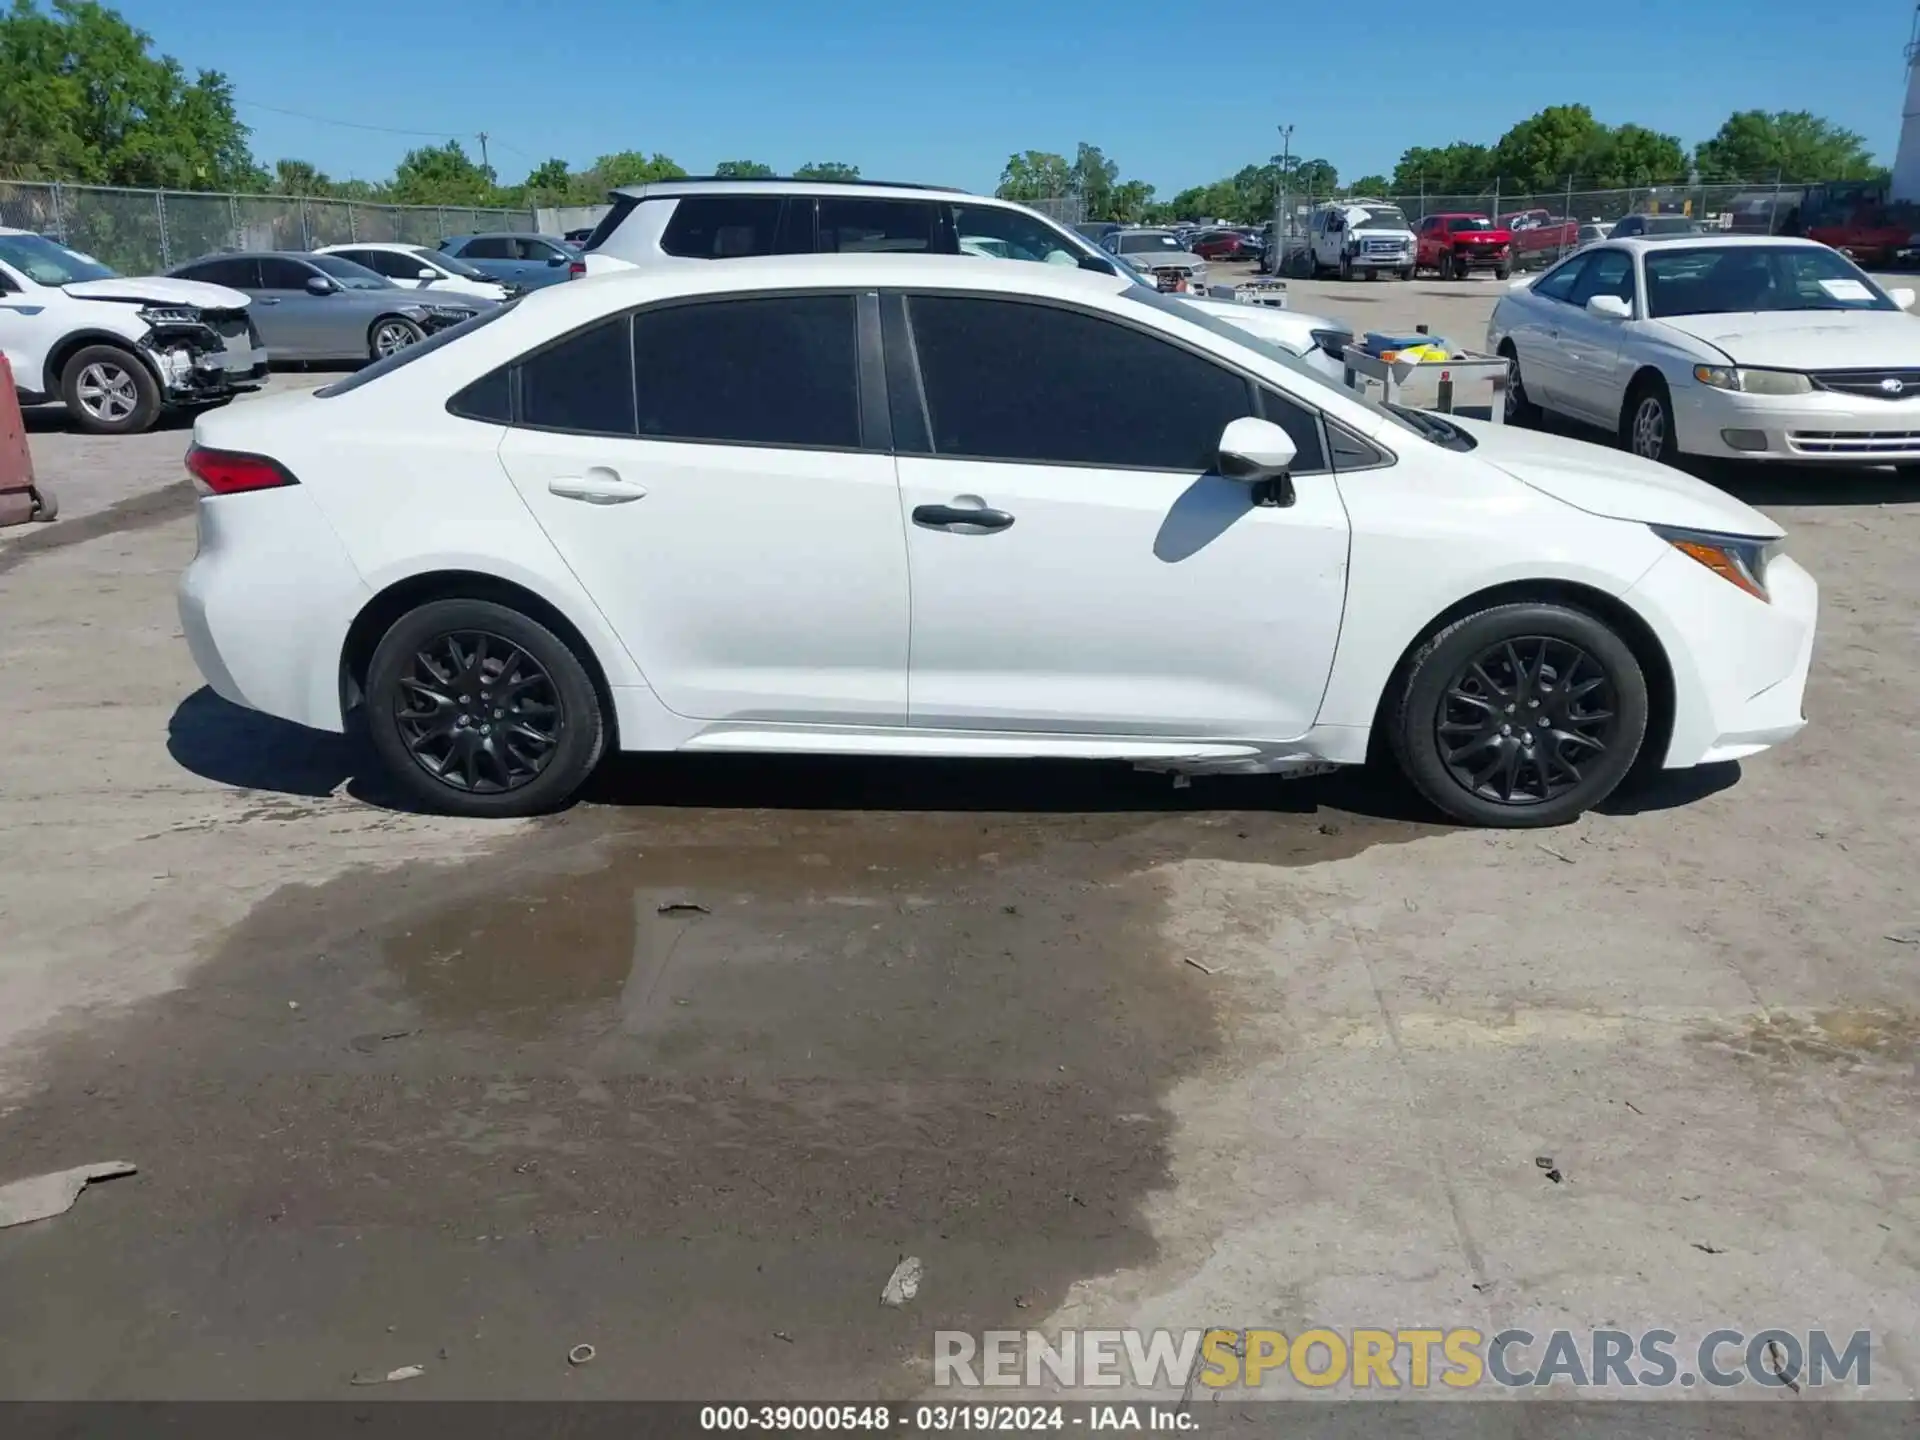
[60, 344, 161, 435]
[1338, 253, 1353, 282]
[368, 315, 425, 361]
[1399, 266, 1415, 281]
[366, 598, 605, 818]
[1388, 603, 1649, 828]
[1621, 374, 1677, 465]
[1495, 265, 1512, 280]
[1498, 341, 1541, 426]
[1439, 252, 1455, 281]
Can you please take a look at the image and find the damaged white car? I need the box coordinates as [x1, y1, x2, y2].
[0, 227, 268, 435]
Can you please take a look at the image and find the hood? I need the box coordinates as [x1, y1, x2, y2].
[62, 275, 251, 309]
[1652, 308, 1920, 369]
[1451, 419, 1784, 539]
[1125, 251, 1206, 271]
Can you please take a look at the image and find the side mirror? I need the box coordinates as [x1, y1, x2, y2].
[417, 268, 439, 280]
[1892, 287, 1916, 311]
[305, 275, 335, 296]
[1217, 416, 1298, 507]
[1586, 294, 1631, 320]
[1077, 254, 1117, 275]
[547, 254, 567, 267]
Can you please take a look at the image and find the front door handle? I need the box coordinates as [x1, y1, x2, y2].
[549, 469, 645, 505]
[257, 298, 280, 305]
[912, 502, 1014, 532]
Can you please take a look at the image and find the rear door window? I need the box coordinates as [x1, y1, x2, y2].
[817, 198, 950, 254]
[181, 256, 261, 288]
[629, 294, 861, 449]
[462, 237, 514, 260]
[518, 316, 638, 436]
[660, 196, 786, 258]
[258, 257, 316, 290]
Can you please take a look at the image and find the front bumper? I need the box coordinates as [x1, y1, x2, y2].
[1624, 548, 1817, 769]
[1671, 382, 1920, 463]
[145, 318, 270, 406]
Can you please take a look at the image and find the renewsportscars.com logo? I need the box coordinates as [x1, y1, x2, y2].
[932, 1327, 1872, 1392]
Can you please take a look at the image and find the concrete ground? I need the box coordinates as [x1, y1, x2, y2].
[1, 302, 1917, 1406]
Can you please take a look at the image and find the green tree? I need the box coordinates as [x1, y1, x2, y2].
[590, 149, 687, 188]
[1346, 174, 1391, 197]
[1694, 110, 1878, 182]
[389, 139, 497, 206]
[713, 158, 775, 178]
[520, 156, 572, 198]
[1587, 123, 1686, 187]
[1490, 104, 1609, 191]
[270, 158, 331, 196]
[1288, 157, 1338, 196]
[1109, 178, 1154, 223]
[1069, 141, 1120, 218]
[793, 160, 860, 181]
[0, 0, 256, 186]
[996, 150, 1072, 202]
[1392, 142, 1494, 194]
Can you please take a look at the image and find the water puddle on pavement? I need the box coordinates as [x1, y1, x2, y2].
[0, 760, 1432, 1398]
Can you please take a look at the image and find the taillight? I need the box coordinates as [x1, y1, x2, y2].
[186, 446, 299, 496]
[568, 260, 585, 278]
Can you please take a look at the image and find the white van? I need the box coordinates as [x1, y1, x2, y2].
[1306, 200, 1416, 281]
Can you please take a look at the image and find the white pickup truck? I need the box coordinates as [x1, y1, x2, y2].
[0, 227, 268, 434]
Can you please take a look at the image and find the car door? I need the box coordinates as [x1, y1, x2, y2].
[887, 291, 1350, 739]
[1553, 248, 1637, 424]
[253, 256, 344, 359]
[456, 236, 515, 284]
[494, 291, 909, 723]
[511, 237, 561, 286]
[1506, 252, 1590, 408]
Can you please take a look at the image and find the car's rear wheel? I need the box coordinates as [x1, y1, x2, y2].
[61, 345, 161, 435]
[1389, 602, 1648, 828]
[1439, 252, 1455, 280]
[1622, 375, 1677, 464]
[368, 316, 424, 361]
[366, 598, 605, 817]
[1499, 341, 1541, 425]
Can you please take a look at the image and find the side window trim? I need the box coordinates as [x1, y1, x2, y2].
[879, 292, 932, 454]
[855, 291, 893, 453]
[1255, 387, 1331, 477]
[889, 288, 1320, 474]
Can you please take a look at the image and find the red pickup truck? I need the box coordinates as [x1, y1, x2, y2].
[1498, 209, 1581, 269]
[1414, 213, 1513, 279]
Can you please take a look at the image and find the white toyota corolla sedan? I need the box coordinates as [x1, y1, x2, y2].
[178, 254, 1817, 826]
[1488, 234, 1920, 466]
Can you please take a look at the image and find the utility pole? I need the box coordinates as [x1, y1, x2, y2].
[477, 131, 491, 173]
[1275, 123, 1294, 257]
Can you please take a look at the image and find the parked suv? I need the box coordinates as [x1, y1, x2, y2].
[1, 226, 266, 434]
[439, 233, 583, 290]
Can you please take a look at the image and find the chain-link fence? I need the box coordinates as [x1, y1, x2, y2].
[1272, 182, 1824, 271]
[0, 180, 537, 275]
[1024, 195, 1087, 228]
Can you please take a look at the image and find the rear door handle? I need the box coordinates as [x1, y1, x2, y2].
[258, 298, 280, 305]
[549, 469, 645, 505]
[912, 502, 1014, 532]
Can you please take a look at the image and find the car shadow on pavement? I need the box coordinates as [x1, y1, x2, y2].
[166, 686, 406, 807]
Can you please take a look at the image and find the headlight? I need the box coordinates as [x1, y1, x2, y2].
[138, 305, 201, 326]
[1692, 365, 1811, 395]
[1651, 524, 1777, 602]
[423, 305, 475, 320]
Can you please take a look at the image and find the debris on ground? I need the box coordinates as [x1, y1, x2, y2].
[656, 902, 710, 916]
[350, 1365, 424, 1386]
[568, 1344, 596, 1366]
[880, 1256, 923, 1307]
[1534, 1156, 1564, 1184]
[1885, 926, 1920, 945]
[1538, 844, 1576, 865]
[772, 1331, 794, 1344]
[0, 1160, 136, 1229]
[1691, 1242, 1725, 1255]
[1183, 957, 1217, 975]
[1015, 1296, 1031, 1310]
[350, 1029, 419, 1052]
[1765, 1340, 1801, 1393]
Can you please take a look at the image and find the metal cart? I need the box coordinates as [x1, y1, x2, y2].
[1339, 346, 1511, 424]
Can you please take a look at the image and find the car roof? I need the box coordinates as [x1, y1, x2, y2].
[561, 252, 1131, 308]
[1601, 233, 1822, 253]
[607, 176, 966, 201]
[317, 241, 425, 251]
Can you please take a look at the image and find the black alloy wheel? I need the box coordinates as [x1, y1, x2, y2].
[366, 598, 605, 817]
[1435, 636, 1615, 807]
[1389, 603, 1649, 827]
[394, 630, 561, 794]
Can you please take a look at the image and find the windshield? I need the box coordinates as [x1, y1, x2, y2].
[0, 232, 118, 285]
[309, 254, 393, 289]
[1448, 216, 1493, 232]
[414, 246, 489, 280]
[1645, 245, 1896, 317]
[1355, 207, 1408, 231]
[1118, 231, 1184, 254]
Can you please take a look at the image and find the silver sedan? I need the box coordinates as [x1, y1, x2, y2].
[166, 251, 493, 362]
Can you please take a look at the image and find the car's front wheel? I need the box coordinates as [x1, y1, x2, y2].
[1622, 375, 1677, 464]
[368, 316, 425, 361]
[365, 598, 606, 817]
[1389, 602, 1649, 827]
[60, 345, 161, 435]
[1499, 341, 1541, 425]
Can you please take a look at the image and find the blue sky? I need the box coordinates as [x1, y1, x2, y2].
[119, 0, 1908, 193]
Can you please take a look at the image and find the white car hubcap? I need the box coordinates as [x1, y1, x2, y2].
[77, 362, 137, 422]
[1632, 397, 1666, 459]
